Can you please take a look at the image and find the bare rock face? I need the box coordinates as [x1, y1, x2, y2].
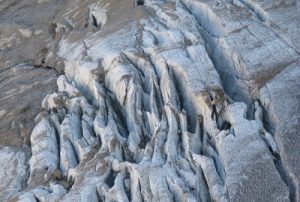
[0, 0, 300, 201]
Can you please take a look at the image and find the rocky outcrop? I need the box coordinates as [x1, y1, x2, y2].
[0, 0, 299, 201]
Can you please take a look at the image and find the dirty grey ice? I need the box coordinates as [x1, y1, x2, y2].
[0, 0, 300, 201]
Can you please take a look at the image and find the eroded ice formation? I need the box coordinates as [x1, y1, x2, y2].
[2, 0, 300, 201]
